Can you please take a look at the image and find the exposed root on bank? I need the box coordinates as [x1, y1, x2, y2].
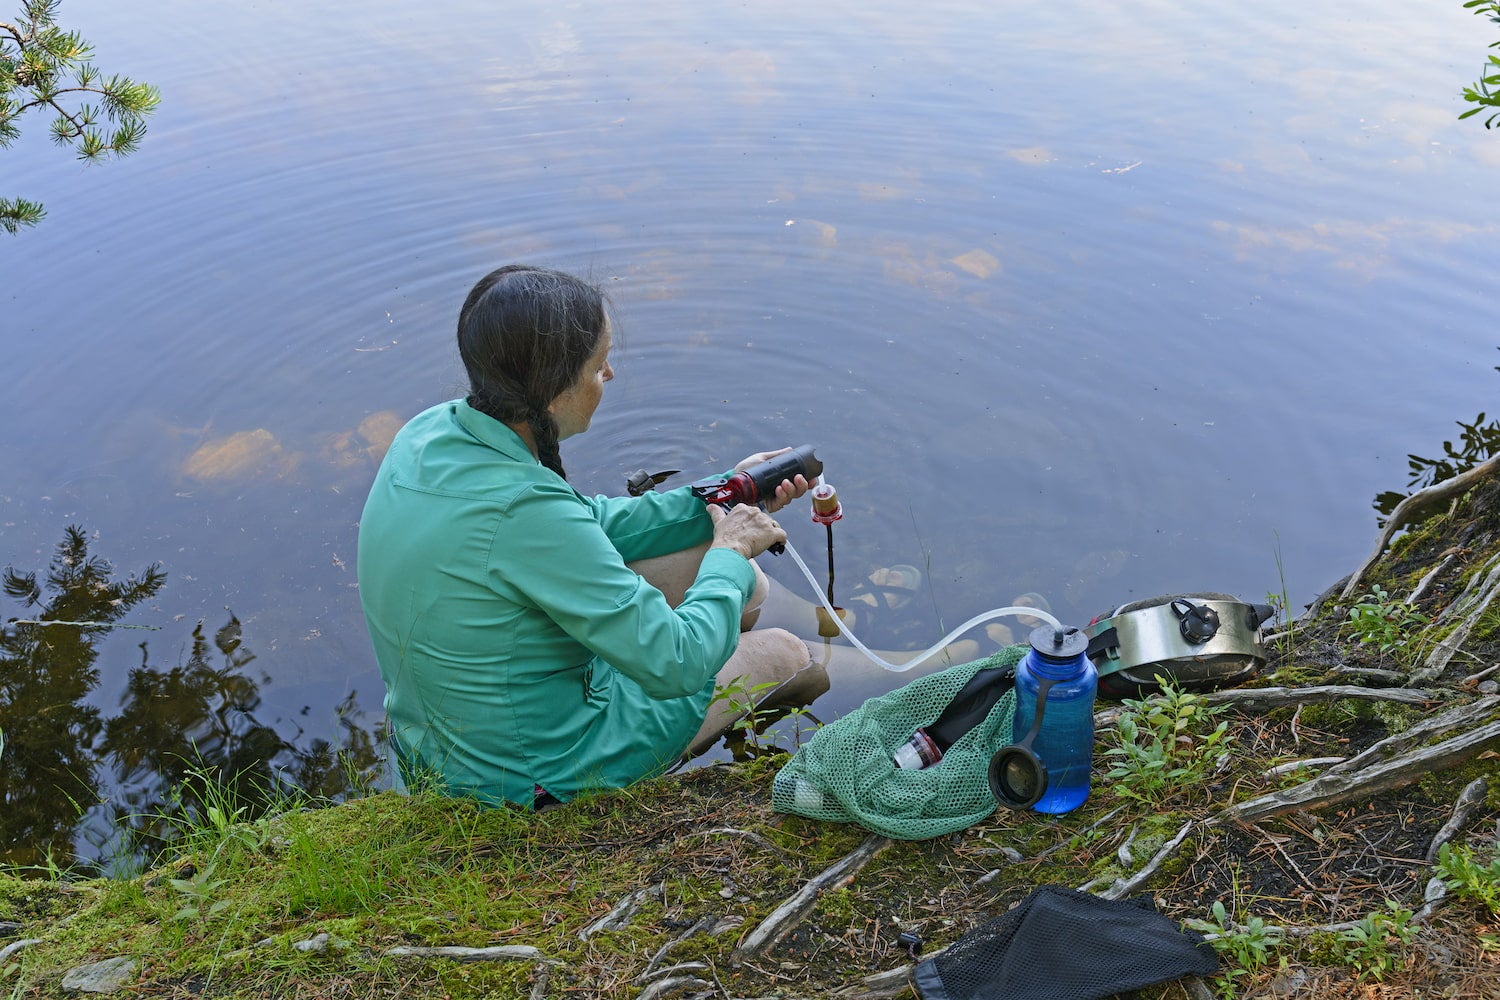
[733, 834, 890, 963]
[1219, 714, 1500, 823]
[1341, 454, 1500, 600]
[1415, 550, 1500, 683]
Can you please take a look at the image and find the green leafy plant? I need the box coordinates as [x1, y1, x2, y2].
[1344, 585, 1429, 656]
[1184, 899, 1282, 998]
[1436, 841, 1500, 916]
[1102, 678, 1231, 805]
[1461, 1, 1500, 127]
[167, 860, 231, 922]
[1, 0, 160, 231]
[154, 764, 288, 922]
[708, 678, 815, 756]
[1335, 901, 1417, 981]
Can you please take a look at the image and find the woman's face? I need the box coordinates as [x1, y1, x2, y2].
[548, 323, 614, 440]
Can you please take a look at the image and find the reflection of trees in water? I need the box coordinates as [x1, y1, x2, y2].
[1, 527, 381, 872]
[1375, 350, 1500, 517]
[1, 526, 164, 866]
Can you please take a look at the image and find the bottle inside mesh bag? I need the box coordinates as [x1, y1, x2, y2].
[891, 664, 1014, 769]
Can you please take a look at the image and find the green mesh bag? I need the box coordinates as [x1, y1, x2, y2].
[772, 646, 1025, 840]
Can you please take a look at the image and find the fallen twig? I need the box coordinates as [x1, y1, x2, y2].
[1199, 685, 1440, 712]
[733, 834, 890, 962]
[1093, 686, 1440, 729]
[679, 826, 791, 861]
[1341, 455, 1500, 600]
[1462, 663, 1500, 686]
[1263, 756, 1347, 778]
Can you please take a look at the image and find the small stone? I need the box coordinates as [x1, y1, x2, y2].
[292, 933, 330, 952]
[1262, 965, 1310, 997]
[1478, 679, 1498, 695]
[61, 957, 138, 994]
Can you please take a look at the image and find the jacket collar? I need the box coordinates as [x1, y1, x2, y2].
[453, 398, 540, 465]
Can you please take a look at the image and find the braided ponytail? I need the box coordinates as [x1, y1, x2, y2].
[456, 265, 608, 480]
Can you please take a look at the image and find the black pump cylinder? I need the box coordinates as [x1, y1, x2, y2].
[690, 445, 822, 506]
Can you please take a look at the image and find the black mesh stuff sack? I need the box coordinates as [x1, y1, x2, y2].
[910, 885, 1219, 1000]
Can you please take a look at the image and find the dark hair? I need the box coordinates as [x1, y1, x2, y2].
[456, 264, 608, 479]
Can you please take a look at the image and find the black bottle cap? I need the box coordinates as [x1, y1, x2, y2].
[1029, 624, 1088, 662]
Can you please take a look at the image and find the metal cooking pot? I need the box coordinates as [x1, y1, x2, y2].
[1084, 592, 1276, 699]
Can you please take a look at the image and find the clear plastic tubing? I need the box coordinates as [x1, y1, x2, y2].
[784, 540, 1062, 673]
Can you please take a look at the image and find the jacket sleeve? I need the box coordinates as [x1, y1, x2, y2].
[491, 481, 755, 700]
[587, 486, 714, 563]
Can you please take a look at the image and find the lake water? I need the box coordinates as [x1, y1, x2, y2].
[2, 0, 1497, 867]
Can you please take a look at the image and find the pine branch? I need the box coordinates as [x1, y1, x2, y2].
[0, 2, 156, 231]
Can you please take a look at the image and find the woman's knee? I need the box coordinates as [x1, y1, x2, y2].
[757, 627, 813, 677]
[740, 561, 770, 630]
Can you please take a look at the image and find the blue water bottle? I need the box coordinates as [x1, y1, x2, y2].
[1008, 624, 1096, 813]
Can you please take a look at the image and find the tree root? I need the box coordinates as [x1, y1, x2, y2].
[732, 834, 890, 962]
[0, 939, 42, 965]
[578, 883, 664, 941]
[1340, 455, 1500, 601]
[1424, 776, 1490, 864]
[639, 919, 720, 982]
[1414, 551, 1500, 683]
[1092, 820, 1195, 901]
[384, 944, 549, 962]
[1323, 695, 1499, 777]
[1217, 715, 1500, 824]
[636, 973, 713, 999]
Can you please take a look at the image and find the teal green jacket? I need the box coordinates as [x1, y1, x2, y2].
[356, 399, 757, 806]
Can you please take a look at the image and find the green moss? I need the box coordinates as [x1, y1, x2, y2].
[1418, 760, 1500, 804]
[1371, 699, 1420, 733]
[1285, 698, 1372, 732]
[1470, 605, 1500, 642]
[0, 871, 93, 921]
[817, 886, 858, 922]
[431, 959, 535, 1000]
[1299, 930, 1345, 965]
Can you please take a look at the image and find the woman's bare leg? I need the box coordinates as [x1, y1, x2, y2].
[628, 546, 995, 753]
[627, 542, 766, 630]
[627, 545, 825, 754]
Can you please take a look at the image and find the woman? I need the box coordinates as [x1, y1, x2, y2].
[357, 264, 818, 809]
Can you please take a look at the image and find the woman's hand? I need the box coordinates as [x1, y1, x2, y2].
[706, 503, 787, 560]
[732, 447, 816, 514]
